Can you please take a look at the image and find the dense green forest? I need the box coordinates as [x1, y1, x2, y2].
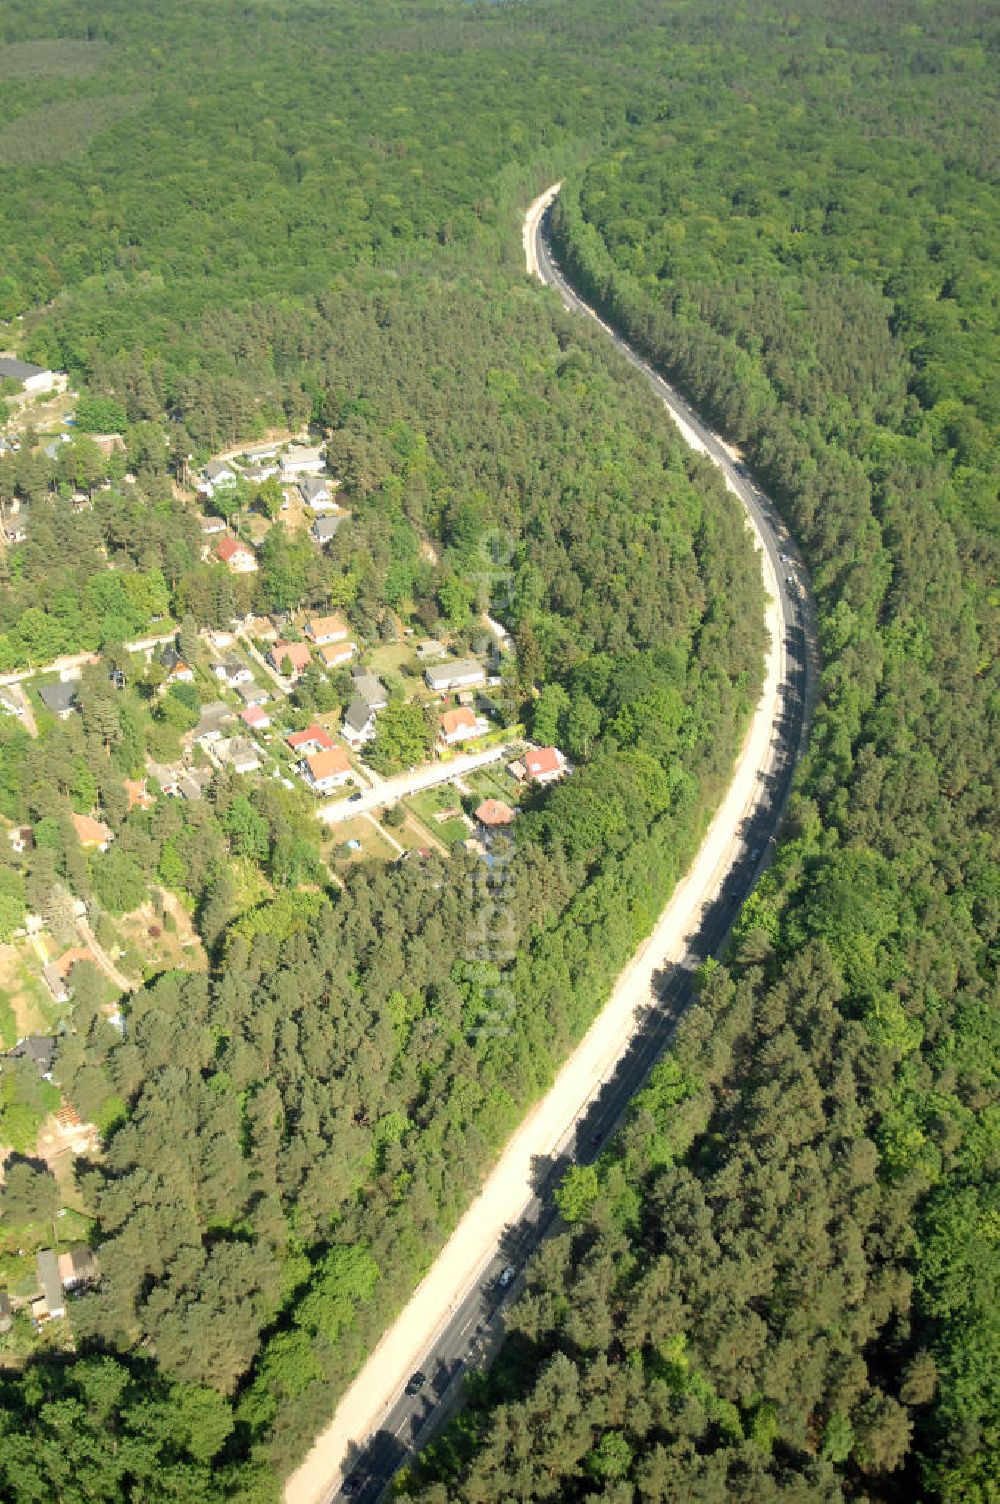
[398, 6, 999, 1504]
[0, 0, 996, 1500]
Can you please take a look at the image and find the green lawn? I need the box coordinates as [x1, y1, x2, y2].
[405, 786, 470, 847]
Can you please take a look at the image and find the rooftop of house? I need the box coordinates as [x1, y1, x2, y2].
[476, 798, 516, 827]
[204, 460, 235, 480]
[193, 701, 234, 737]
[305, 612, 347, 638]
[311, 515, 344, 541]
[351, 672, 386, 705]
[287, 723, 335, 752]
[271, 640, 312, 671]
[216, 535, 254, 562]
[305, 746, 351, 781]
[221, 736, 260, 767]
[526, 746, 565, 778]
[299, 477, 330, 499]
[9, 1034, 56, 1073]
[70, 811, 112, 846]
[0, 356, 49, 381]
[344, 695, 375, 734]
[440, 707, 479, 735]
[240, 706, 269, 727]
[425, 657, 484, 685]
[38, 681, 78, 715]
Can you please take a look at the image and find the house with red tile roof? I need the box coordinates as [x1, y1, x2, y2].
[525, 746, 567, 785]
[286, 723, 335, 755]
[70, 812, 113, 850]
[216, 535, 258, 573]
[269, 640, 312, 678]
[438, 707, 488, 747]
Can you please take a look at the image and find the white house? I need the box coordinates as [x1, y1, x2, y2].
[303, 612, 348, 645]
[217, 736, 262, 774]
[199, 460, 238, 497]
[216, 536, 258, 573]
[280, 444, 326, 481]
[298, 478, 335, 512]
[342, 695, 377, 746]
[213, 654, 254, 688]
[525, 746, 567, 785]
[438, 707, 488, 746]
[425, 658, 486, 694]
[0, 358, 60, 395]
[301, 745, 353, 793]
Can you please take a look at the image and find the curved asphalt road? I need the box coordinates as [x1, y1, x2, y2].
[328, 195, 817, 1502]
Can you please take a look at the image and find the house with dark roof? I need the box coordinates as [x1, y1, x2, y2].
[236, 679, 269, 708]
[9, 1034, 56, 1076]
[36, 1250, 66, 1319]
[311, 514, 345, 545]
[342, 695, 377, 746]
[0, 357, 58, 394]
[350, 672, 388, 710]
[298, 477, 334, 511]
[213, 653, 254, 688]
[38, 682, 78, 719]
[58, 1245, 99, 1291]
[424, 658, 485, 694]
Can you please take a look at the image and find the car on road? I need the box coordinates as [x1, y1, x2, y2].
[341, 1475, 362, 1497]
[497, 1266, 516, 1291]
[349, 791, 363, 801]
[405, 1370, 427, 1396]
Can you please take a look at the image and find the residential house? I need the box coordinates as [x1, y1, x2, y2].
[351, 672, 388, 710]
[300, 745, 353, 794]
[424, 658, 486, 694]
[416, 639, 447, 662]
[178, 768, 212, 800]
[303, 612, 348, 645]
[216, 535, 257, 573]
[9, 1035, 56, 1076]
[70, 812, 112, 851]
[58, 1245, 99, 1292]
[241, 442, 279, 463]
[0, 1290, 11, 1335]
[438, 707, 488, 747]
[7, 826, 34, 854]
[0, 357, 59, 395]
[269, 640, 312, 678]
[124, 779, 154, 811]
[36, 1250, 66, 1320]
[286, 724, 335, 756]
[216, 736, 261, 775]
[279, 444, 326, 481]
[240, 705, 271, 732]
[242, 461, 278, 484]
[525, 746, 567, 785]
[38, 682, 78, 719]
[298, 477, 334, 511]
[235, 679, 269, 708]
[213, 653, 254, 688]
[317, 640, 356, 670]
[158, 645, 194, 684]
[199, 459, 237, 497]
[342, 695, 377, 746]
[191, 701, 233, 745]
[247, 614, 278, 641]
[91, 433, 126, 459]
[199, 513, 227, 536]
[476, 798, 515, 831]
[311, 514, 345, 545]
[42, 948, 94, 1004]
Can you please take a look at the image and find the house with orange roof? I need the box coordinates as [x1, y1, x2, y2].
[70, 812, 113, 851]
[269, 640, 312, 678]
[124, 779, 154, 811]
[524, 746, 567, 785]
[42, 947, 96, 1004]
[300, 745, 353, 794]
[317, 640, 356, 670]
[303, 612, 349, 644]
[438, 706, 488, 747]
[475, 798, 515, 829]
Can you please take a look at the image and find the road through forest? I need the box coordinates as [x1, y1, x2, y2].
[284, 184, 814, 1504]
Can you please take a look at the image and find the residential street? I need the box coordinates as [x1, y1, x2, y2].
[283, 187, 816, 1504]
[317, 744, 510, 825]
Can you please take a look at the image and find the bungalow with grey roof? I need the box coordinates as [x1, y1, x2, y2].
[38, 682, 78, 719]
